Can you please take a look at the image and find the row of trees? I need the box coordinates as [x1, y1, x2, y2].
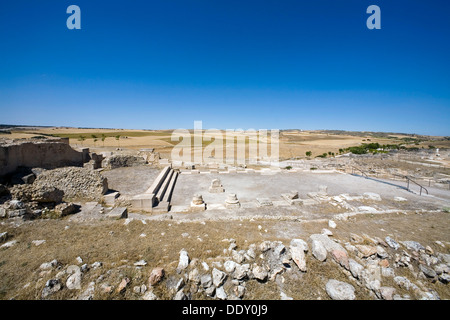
[77, 134, 121, 147]
[305, 151, 336, 158]
[304, 142, 436, 158]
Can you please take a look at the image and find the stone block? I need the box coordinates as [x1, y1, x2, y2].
[131, 194, 155, 212]
[106, 207, 128, 219]
[153, 201, 170, 214]
[103, 191, 120, 206]
[190, 202, 206, 212]
[256, 198, 273, 206]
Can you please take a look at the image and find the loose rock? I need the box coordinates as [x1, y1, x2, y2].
[149, 267, 165, 286]
[325, 279, 355, 300]
[310, 239, 326, 262]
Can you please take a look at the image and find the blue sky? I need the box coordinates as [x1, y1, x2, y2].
[0, 0, 449, 135]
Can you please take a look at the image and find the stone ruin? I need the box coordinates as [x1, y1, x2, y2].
[131, 166, 179, 214]
[209, 179, 224, 193]
[0, 138, 88, 178]
[190, 194, 206, 212]
[225, 193, 240, 209]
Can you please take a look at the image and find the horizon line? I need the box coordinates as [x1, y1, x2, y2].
[1, 123, 448, 138]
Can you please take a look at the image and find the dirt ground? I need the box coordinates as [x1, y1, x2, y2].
[0, 208, 449, 300]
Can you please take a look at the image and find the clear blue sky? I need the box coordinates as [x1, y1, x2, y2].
[1, 1, 449, 135]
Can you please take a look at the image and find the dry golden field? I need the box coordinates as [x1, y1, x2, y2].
[1, 127, 449, 161]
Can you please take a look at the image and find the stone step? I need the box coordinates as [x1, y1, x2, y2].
[162, 171, 178, 203]
[156, 169, 174, 202]
[145, 166, 171, 195]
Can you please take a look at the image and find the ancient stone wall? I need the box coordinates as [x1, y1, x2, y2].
[0, 139, 87, 177]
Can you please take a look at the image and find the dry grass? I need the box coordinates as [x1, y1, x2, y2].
[1, 208, 449, 300]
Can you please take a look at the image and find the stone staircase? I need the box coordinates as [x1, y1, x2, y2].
[131, 166, 179, 213]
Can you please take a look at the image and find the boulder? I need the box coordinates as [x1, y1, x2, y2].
[385, 236, 400, 250]
[355, 245, 378, 258]
[215, 286, 227, 300]
[148, 267, 165, 285]
[290, 239, 309, 252]
[402, 241, 425, 252]
[360, 264, 381, 292]
[325, 279, 355, 300]
[311, 239, 327, 262]
[201, 274, 213, 288]
[173, 290, 187, 300]
[66, 265, 82, 290]
[224, 260, 237, 273]
[40, 259, 59, 270]
[379, 287, 396, 300]
[376, 246, 389, 259]
[142, 290, 158, 300]
[331, 249, 349, 270]
[116, 277, 130, 294]
[188, 268, 200, 284]
[309, 234, 345, 253]
[212, 268, 227, 287]
[177, 249, 190, 271]
[0, 240, 18, 248]
[41, 279, 63, 299]
[54, 202, 77, 217]
[233, 264, 250, 280]
[252, 265, 268, 281]
[439, 273, 450, 284]
[419, 264, 437, 278]
[290, 245, 307, 272]
[348, 259, 364, 279]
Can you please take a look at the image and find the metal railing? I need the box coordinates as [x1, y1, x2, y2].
[350, 166, 369, 178]
[393, 174, 429, 195]
[350, 166, 429, 196]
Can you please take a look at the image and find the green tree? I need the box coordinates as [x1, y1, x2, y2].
[78, 135, 86, 146]
[305, 151, 312, 157]
[115, 135, 121, 147]
[91, 134, 97, 147]
[101, 134, 106, 147]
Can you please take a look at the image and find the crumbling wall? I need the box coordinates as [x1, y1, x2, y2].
[0, 139, 87, 177]
[33, 167, 108, 201]
[102, 154, 146, 169]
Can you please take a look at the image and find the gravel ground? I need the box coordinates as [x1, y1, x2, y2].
[170, 171, 450, 208]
